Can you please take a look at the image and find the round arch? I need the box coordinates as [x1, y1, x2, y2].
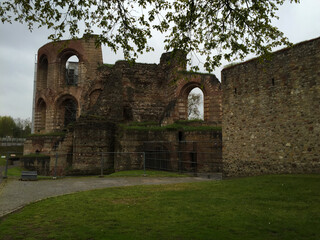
[55, 94, 79, 129]
[38, 54, 48, 89]
[58, 49, 83, 86]
[35, 98, 47, 132]
[177, 82, 208, 121]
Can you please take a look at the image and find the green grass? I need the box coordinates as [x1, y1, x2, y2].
[107, 170, 188, 177]
[0, 174, 319, 240]
[0, 157, 6, 166]
[2, 168, 186, 179]
[2, 166, 51, 180]
[121, 121, 221, 132]
[28, 131, 66, 137]
[1, 166, 27, 177]
[4, 166, 24, 176]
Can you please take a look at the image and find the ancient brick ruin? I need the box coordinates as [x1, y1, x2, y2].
[24, 35, 222, 176]
[24, 35, 320, 177]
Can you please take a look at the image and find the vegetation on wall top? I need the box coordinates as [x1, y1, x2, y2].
[28, 132, 66, 137]
[121, 120, 221, 132]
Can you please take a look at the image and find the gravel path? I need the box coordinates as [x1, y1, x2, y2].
[0, 176, 212, 217]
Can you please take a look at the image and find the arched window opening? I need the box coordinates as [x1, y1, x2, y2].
[188, 87, 204, 120]
[36, 99, 46, 132]
[62, 99, 77, 127]
[65, 55, 79, 86]
[38, 55, 48, 88]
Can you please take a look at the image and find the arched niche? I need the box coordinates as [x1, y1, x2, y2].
[56, 95, 78, 128]
[35, 98, 47, 132]
[38, 55, 48, 89]
[89, 89, 102, 108]
[58, 49, 82, 86]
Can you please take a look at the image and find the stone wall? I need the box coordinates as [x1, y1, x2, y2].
[67, 118, 117, 175]
[222, 37, 320, 177]
[117, 128, 222, 174]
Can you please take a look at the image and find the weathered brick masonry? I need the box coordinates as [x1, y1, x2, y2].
[222, 37, 320, 176]
[24, 35, 222, 175]
[26, 35, 319, 177]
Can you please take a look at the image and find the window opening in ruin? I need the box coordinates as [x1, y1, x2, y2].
[272, 78, 275, 86]
[178, 131, 184, 142]
[36, 98, 46, 132]
[65, 55, 79, 86]
[38, 55, 48, 88]
[188, 87, 204, 120]
[234, 88, 237, 94]
[62, 99, 77, 127]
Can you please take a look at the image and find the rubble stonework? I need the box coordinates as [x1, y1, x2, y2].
[222, 37, 320, 176]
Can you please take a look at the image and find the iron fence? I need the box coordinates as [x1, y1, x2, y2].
[2, 149, 222, 179]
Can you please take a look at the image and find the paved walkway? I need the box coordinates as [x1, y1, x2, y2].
[0, 176, 212, 217]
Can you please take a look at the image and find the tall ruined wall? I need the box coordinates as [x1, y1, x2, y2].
[88, 61, 168, 122]
[88, 51, 222, 125]
[222, 37, 320, 177]
[34, 35, 103, 133]
[26, 37, 223, 176]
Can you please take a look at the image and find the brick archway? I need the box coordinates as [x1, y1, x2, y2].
[38, 54, 48, 89]
[35, 98, 47, 133]
[57, 49, 84, 86]
[55, 95, 79, 129]
[176, 82, 209, 121]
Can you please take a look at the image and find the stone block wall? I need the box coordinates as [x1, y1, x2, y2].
[117, 128, 222, 174]
[222, 37, 320, 177]
[68, 118, 118, 175]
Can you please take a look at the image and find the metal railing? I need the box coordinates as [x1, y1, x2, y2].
[2, 150, 222, 179]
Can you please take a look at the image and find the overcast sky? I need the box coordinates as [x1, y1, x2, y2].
[0, 1, 320, 120]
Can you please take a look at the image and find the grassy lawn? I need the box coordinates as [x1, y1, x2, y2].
[0, 174, 319, 240]
[108, 170, 187, 177]
[3, 166, 23, 177]
[0, 157, 6, 166]
[1, 167, 52, 180]
[2, 168, 187, 179]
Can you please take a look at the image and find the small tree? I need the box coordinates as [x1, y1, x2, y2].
[0, 116, 16, 137]
[0, 116, 32, 138]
